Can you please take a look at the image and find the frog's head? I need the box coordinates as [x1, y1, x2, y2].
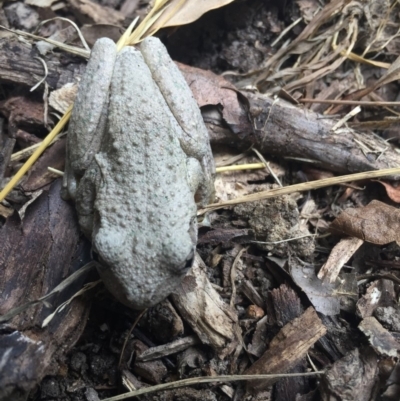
[92, 225, 195, 309]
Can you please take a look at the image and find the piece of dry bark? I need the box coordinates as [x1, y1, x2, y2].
[356, 279, 396, 318]
[0, 96, 49, 134]
[268, 285, 311, 400]
[0, 36, 85, 89]
[330, 200, 400, 245]
[136, 335, 199, 362]
[3, 2, 39, 30]
[171, 254, 240, 359]
[244, 307, 327, 394]
[0, 118, 15, 182]
[359, 317, 400, 357]
[268, 284, 303, 327]
[375, 305, 400, 332]
[247, 315, 269, 357]
[132, 340, 168, 384]
[0, 179, 91, 401]
[239, 280, 264, 308]
[317, 237, 364, 283]
[320, 348, 378, 401]
[2, 35, 400, 179]
[21, 137, 66, 192]
[380, 361, 400, 400]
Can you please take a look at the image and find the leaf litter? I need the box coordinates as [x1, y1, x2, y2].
[2, 0, 400, 400]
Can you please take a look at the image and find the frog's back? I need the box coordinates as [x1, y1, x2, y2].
[90, 46, 197, 309]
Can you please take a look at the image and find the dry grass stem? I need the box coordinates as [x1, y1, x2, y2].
[200, 167, 400, 214]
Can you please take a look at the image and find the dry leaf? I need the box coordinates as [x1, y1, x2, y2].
[178, 63, 247, 129]
[330, 200, 400, 245]
[373, 180, 400, 203]
[290, 263, 340, 315]
[150, 0, 235, 32]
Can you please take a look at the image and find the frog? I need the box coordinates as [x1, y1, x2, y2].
[62, 36, 215, 310]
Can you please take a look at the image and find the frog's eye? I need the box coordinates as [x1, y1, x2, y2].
[180, 248, 195, 273]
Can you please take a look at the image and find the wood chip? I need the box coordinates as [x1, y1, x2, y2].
[171, 254, 240, 359]
[244, 307, 327, 393]
[317, 237, 364, 283]
[321, 348, 378, 400]
[136, 335, 199, 363]
[359, 317, 400, 357]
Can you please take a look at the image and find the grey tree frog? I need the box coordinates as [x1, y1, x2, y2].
[62, 37, 215, 310]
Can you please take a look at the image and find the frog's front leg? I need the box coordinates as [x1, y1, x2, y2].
[62, 38, 117, 201]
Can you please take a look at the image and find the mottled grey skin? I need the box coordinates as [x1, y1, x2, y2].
[62, 37, 214, 310]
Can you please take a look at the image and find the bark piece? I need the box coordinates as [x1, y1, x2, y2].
[244, 93, 400, 179]
[133, 341, 167, 384]
[0, 36, 85, 89]
[269, 284, 303, 327]
[321, 348, 378, 401]
[136, 335, 199, 362]
[375, 305, 400, 332]
[0, 96, 48, 133]
[244, 307, 327, 393]
[0, 179, 91, 401]
[359, 317, 400, 357]
[21, 138, 66, 192]
[171, 254, 240, 359]
[317, 237, 364, 283]
[0, 118, 15, 181]
[247, 315, 269, 357]
[240, 280, 264, 308]
[356, 279, 395, 318]
[381, 361, 400, 400]
[268, 285, 310, 400]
